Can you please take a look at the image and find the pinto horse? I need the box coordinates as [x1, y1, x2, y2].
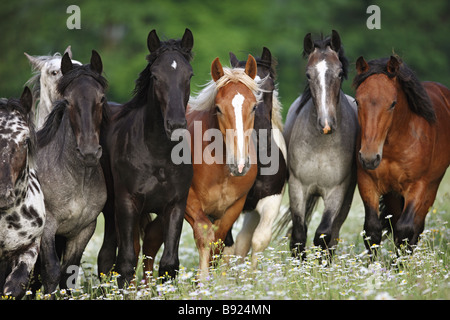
[354, 55, 450, 249]
[226, 48, 287, 268]
[96, 29, 194, 286]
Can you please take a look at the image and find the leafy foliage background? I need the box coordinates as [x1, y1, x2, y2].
[0, 0, 448, 119]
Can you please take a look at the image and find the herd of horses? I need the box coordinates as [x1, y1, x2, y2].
[0, 28, 449, 299]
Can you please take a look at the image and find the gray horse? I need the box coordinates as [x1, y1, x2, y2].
[284, 31, 358, 257]
[36, 51, 107, 294]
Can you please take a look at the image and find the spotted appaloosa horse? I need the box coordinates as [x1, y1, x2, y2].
[25, 46, 82, 129]
[0, 87, 46, 299]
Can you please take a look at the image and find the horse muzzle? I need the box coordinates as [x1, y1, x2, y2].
[359, 150, 382, 170]
[76, 145, 102, 167]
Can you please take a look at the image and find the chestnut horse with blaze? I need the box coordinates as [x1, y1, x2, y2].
[354, 55, 450, 250]
[144, 56, 260, 280]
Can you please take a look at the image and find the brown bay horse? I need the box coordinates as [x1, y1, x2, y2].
[143, 56, 261, 280]
[354, 55, 450, 250]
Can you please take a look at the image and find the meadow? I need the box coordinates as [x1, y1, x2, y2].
[27, 171, 450, 300]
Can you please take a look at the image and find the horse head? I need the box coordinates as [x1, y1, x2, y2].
[147, 28, 194, 138]
[211, 55, 258, 176]
[0, 87, 33, 208]
[303, 30, 346, 135]
[59, 50, 107, 167]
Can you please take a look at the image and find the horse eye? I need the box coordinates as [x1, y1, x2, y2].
[338, 71, 344, 78]
[252, 105, 258, 112]
[389, 101, 397, 110]
[354, 99, 359, 107]
[215, 106, 222, 114]
[100, 96, 106, 104]
[306, 73, 311, 80]
[51, 70, 59, 76]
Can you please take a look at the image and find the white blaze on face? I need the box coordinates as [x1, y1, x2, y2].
[171, 60, 177, 70]
[316, 59, 328, 120]
[231, 92, 246, 173]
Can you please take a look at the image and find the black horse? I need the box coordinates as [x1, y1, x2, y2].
[97, 29, 194, 286]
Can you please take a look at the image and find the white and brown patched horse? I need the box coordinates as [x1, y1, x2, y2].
[226, 48, 287, 268]
[0, 87, 46, 299]
[25, 46, 82, 129]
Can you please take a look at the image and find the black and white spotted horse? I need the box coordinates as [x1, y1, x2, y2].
[0, 87, 45, 299]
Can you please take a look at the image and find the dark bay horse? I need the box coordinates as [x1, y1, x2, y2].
[96, 29, 194, 286]
[354, 55, 450, 249]
[284, 30, 358, 257]
[226, 48, 287, 268]
[36, 51, 108, 294]
[0, 87, 46, 299]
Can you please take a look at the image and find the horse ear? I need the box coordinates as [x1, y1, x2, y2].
[147, 29, 161, 53]
[64, 45, 73, 59]
[330, 30, 341, 52]
[20, 86, 33, 114]
[61, 52, 73, 75]
[229, 52, 239, 68]
[261, 47, 272, 65]
[303, 33, 314, 56]
[181, 28, 194, 52]
[245, 55, 257, 79]
[356, 56, 369, 74]
[211, 57, 224, 82]
[24, 53, 42, 70]
[90, 50, 103, 74]
[387, 55, 401, 75]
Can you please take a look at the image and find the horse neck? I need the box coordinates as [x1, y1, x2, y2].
[141, 92, 168, 144]
[37, 87, 54, 129]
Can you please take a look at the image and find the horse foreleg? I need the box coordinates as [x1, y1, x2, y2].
[115, 193, 140, 287]
[288, 177, 316, 258]
[3, 239, 41, 299]
[234, 210, 260, 261]
[97, 199, 117, 277]
[40, 215, 61, 296]
[250, 193, 284, 268]
[185, 192, 214, 282]
[395, 180, 441, 247]
[142, 216, 164, 280]
[357, 170, 382, 252]
[158, 202, 185, 279]
[59, 221, 96, 290]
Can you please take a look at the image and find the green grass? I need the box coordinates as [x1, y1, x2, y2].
[24, 171, 450, 300]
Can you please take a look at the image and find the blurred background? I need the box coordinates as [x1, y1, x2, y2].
[0, 0, 448, 119]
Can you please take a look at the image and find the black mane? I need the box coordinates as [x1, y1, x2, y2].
[57, 64, 108, 95]
[352, 57, 435, 123]
[298, 35, 349, 111]
[117, 38, 194, 119]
